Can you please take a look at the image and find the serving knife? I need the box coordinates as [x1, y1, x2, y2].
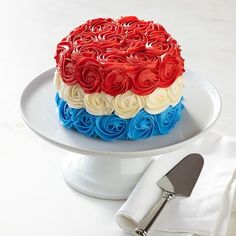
[134, 153, 204, 236]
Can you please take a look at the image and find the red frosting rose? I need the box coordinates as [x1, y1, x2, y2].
[102, 69, 132, 96]
[148, 31, 171, 45]
[93, 20, 123, 35]
[125, 30, 147, 53]
[118, 16, 152, 31]
[87, 18, 114, 32]
[98, 32, 125, 49]
[59, 57, 77, 85]
[118, 16, 140, 26]
[76, 58, 103, 93]
[54, 40, 73, 64]
[101, 51, 128, 63]
[74, 43, 104, 58]
[69, 32, 97, 45]
[146, 43, 175, 56]
[131, 68, 160, 95]
[158, 54, 184, 87]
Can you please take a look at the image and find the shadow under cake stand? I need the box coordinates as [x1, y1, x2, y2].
[20, 69, 221, 200]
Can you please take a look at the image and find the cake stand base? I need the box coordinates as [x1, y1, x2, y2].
[63, 153, 154, 200]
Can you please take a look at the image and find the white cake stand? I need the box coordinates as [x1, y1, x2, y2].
[20, 69, 221, 200]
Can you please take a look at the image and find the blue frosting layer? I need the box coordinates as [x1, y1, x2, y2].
[55, 93, 184, 141]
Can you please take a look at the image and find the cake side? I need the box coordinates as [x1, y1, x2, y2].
[54, 71, 184, 119]
[55, 94, 184, 141]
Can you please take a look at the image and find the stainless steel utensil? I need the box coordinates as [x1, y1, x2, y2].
[134, 153, 204, 236]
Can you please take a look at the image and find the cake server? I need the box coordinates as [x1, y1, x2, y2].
[134, 153, 204, 236]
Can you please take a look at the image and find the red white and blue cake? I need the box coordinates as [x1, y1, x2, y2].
[54, 16, 185, 141]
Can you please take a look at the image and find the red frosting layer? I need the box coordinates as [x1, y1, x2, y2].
[55, 16, 185, 96]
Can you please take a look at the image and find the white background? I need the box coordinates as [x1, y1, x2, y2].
[0, 0, 236, 235]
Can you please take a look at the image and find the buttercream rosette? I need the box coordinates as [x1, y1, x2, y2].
[54, 16, 185, 141]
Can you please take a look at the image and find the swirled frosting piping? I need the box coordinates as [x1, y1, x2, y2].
[54, 17, 185, 96]
[55, 94, 184, 141]
[54, 71, 184, 119]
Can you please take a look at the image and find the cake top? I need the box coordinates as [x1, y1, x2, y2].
[54, 16, 184, 96]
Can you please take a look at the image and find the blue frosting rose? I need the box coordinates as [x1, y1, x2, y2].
[73, 108, 96, 137]
[155, 101, 184, 135]
[95, 114, 127, 141]
[127, 109, 157, 140]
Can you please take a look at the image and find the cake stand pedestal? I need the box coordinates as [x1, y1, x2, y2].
[20, 68, 221, 200]
[63, 153, 153, 199]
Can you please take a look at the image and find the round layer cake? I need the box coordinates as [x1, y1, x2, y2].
[54, 16, 185, 141]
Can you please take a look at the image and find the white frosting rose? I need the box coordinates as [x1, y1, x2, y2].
[64, 85, 85, 109]
[84, 92, 114, 115]
[167, 76, 183, 104]
[145, 88, 170, 114]
[112, 91, 145, 119]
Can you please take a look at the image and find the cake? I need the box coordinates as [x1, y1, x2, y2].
[54, 16, 185, 141]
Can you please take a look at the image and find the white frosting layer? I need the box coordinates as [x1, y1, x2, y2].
[54, 71, 184, 119]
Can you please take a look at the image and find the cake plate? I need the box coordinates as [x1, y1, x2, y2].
[20, 69, 221, 200]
